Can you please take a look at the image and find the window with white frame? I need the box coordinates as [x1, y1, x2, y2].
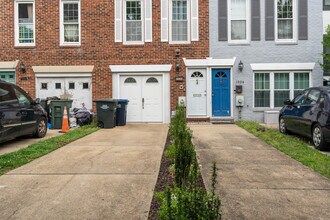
[15, 0, 35, 46]
[276, 0, 297, 42]
[171, 0, 189, 42]
[254, 72, 310, 108]
[60, 0, 80, 45]
[228, 0, 250, 43]
[124, 0, 143, 43]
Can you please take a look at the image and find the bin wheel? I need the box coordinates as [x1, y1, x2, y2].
[97, 121, 104, 128]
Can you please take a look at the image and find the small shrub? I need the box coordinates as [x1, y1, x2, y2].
[165, 144, 176, 164]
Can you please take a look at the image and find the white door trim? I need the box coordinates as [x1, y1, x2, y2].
[111, 65, 171, 123]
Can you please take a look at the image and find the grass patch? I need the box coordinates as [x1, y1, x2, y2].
[0, 125, 99, 176]
[236, 121, 330, 179]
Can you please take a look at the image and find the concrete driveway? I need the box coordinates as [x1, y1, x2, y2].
[0, 124, 168, 220]
[0, 129, 62, 156]
[190, 124, 330, 220]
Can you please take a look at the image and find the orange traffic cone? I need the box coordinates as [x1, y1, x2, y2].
[60, 106, 70, 133]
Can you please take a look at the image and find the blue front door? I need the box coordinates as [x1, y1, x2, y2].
[212, 69, 231, 116]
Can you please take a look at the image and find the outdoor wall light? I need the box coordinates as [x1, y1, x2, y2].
[176, 61, 180, 72]
[20, 62, 26, 73]
[238, 60, 244, 72]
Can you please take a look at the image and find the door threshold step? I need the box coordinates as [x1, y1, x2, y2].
[210, 117, 234, 124]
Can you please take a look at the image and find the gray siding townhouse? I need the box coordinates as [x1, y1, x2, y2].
[202, 0, 323, 123]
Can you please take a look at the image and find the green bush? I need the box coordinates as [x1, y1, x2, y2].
[156, 162, 221, 220]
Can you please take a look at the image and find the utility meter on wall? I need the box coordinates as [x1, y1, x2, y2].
[236, 96, 244, 107]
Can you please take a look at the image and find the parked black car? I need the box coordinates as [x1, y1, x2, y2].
[0, 80, 47, 143]
[279, 87, 330, 150]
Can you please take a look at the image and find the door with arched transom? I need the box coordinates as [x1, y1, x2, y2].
[212, 69, 231, 117]
[187, 69, 207, 116]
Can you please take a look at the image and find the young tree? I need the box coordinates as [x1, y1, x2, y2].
[322, 25, 330, 76]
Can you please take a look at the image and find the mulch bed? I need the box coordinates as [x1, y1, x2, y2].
[148, 134, 206, 220]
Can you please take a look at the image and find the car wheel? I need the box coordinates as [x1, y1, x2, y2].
[279, 117, 288, 134]
[312, 124, 327, 151]
[34, 117, 47, 138]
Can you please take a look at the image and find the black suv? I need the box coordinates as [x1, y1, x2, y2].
[0, 81, 47, 143]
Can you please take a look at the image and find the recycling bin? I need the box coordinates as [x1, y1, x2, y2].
[50, 100, 73, 129]
[116, 99, 129, 126]
[94, 99, 118, 128]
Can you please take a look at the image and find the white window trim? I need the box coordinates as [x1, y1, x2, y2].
[227, 0, 251, 44]
[169, 0, 191, 44]
[60, 0, 81, 46]
[274, 0, 298, 44]
[123, 0, 145, 45]
[253, 71, 312, 109]
[14, 0, 36, 47]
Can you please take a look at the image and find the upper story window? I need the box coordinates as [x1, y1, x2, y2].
[171, 0, 189, 42]
[15, 0, 35, 46]
[161, 0, 199, 43]
[115, 0, 152, 44]
[275, 0, 297, 43]
[124, 0, 143, 43]
[60, 0, 81, 46]
[325, 0, 330, 10]
[228, 0, 250, 44]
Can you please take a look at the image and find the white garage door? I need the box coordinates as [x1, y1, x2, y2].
[36, 77, 92, 110]
[120, 75, 163, 123]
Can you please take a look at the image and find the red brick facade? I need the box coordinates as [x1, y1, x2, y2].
[0, 0, 209, 111]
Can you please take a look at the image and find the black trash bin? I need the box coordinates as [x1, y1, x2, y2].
[116, 99, 129, 126]
[94, 99, 118, 128]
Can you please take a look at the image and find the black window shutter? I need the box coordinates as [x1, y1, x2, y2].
[265, 0, 275, 41]
[218, 0, 228, 41]
[298, 0, 308, 40]
[251, 0, 260, 41]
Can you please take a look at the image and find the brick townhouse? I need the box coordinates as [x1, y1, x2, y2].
[0, 0, 209, 123]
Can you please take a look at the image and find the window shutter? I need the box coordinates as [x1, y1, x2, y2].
[218, 0, 227, 41]
[161, 0, 169, 42]
[251, 0, 260, 41]
[298, 0, 308, 40]
[265, 0, 275, 41]
[115, 0, 122, 42]
[191, 0, 199, 41]
[145, 0, 152, 42]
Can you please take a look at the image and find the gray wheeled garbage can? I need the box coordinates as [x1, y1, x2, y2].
[116, 99, 129, 126]
[94, 99, 118, 128]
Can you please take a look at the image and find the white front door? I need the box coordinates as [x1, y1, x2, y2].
[187, 69, 207, 116]
[36, 77, 93, 110]
[120, 75, 163, 123]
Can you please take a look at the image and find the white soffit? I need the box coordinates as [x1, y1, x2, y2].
[250, 63, 316, 71]
[33, 66, 94, 77]
[324, 76, 330, 81]
[183, 57, 237, 67]
[0, 60, 19, 70]
[110, 64, 172, 73]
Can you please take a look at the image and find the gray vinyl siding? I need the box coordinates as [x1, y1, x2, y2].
[210, 0, 323, 123]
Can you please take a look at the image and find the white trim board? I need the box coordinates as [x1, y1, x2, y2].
[0, 60, 19, 69]
[110, 64, 172, 73]
[183, 57, 237, 67]
[250, 63, 315, 71]
[33, 66, 94, 73]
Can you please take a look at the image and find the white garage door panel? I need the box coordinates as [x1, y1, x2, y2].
[120, 75, 163, 123]
[36, 77, 92, 110]
[120, 77, 142, 122]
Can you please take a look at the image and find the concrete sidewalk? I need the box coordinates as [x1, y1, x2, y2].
[0, 124, 168, 220]
[190, 124, 330, 220]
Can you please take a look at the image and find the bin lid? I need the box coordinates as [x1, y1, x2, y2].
[117, 99, 129, 103]
[93, 99, 118, 103]
[50, 99, 73, 102]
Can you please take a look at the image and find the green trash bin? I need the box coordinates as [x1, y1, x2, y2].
[50, 100, 73, 129]
[94, 99, 118, 128]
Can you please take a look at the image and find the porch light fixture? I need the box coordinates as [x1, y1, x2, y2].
[238, 60, 244, 72]
[20, 62, 26, 73]
[176, 61, 180, 72]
